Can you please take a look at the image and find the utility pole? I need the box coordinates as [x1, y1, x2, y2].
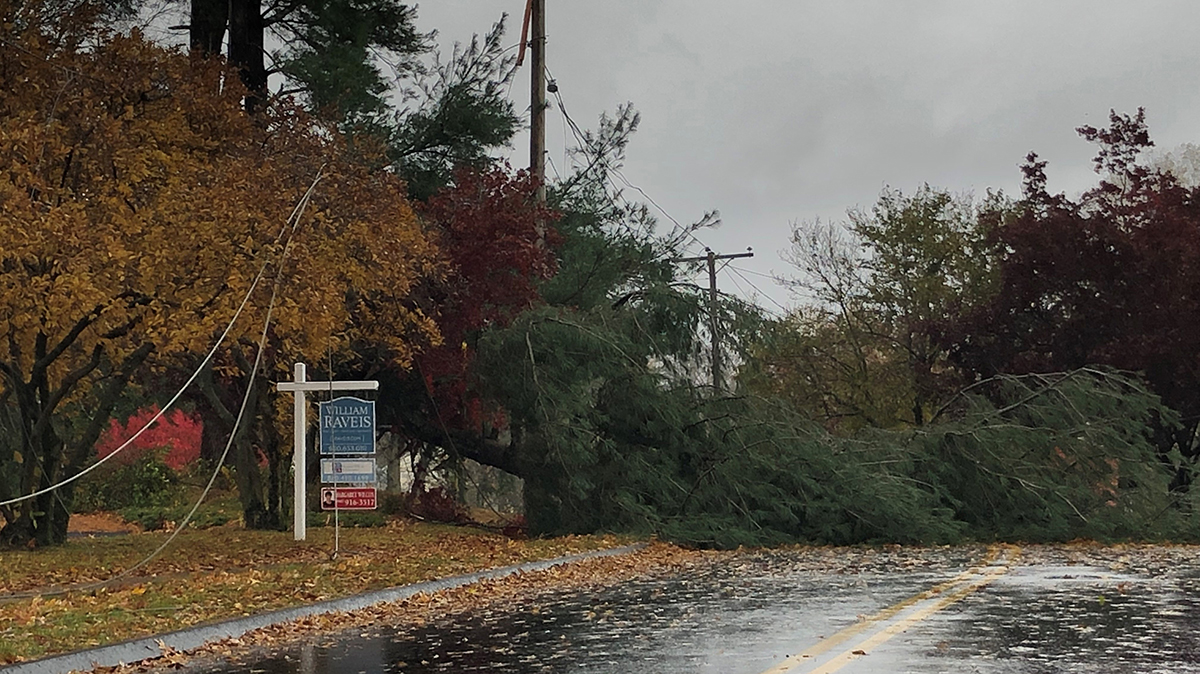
[529, 0, 547, 205]
[676, 247, 754, 392]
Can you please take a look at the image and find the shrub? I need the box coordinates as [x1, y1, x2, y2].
[409, 486, 469, 523]
[95, 406, 202, 472]
[74, 451, 177, 512]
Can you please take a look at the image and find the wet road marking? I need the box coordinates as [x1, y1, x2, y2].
[757, 545, 1003, 673]
[758, 545, 1019, 674]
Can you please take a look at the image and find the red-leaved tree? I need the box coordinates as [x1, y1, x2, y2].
[378, 166, 558, 476]
[945, 109, 1200, 487]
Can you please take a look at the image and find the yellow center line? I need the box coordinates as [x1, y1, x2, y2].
[758, 545, 1017, 674]
[804, 558, 1015, 674]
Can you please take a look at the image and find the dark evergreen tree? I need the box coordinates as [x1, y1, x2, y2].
[182, 0, 518, 197]
[388, 22, 520, 200]
[186, 0, 428, 115]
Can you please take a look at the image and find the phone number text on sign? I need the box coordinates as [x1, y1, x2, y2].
[319, 487, 377, 510]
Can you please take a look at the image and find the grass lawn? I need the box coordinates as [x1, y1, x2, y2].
[0, 516, 629, 664]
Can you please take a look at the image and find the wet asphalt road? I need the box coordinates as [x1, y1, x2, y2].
[200, 545, 1200, 674]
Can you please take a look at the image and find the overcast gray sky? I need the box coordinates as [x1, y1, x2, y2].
[404, 1, 1200, 312]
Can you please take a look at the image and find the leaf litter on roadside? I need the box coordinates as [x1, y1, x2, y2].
[90, 542, 715, 673]
[0, 519, 633, 664]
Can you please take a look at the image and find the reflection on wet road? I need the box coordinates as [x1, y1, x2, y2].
[882, 561, 1200, 673]
[202, 545, 1200, 673]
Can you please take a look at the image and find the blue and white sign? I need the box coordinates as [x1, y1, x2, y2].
[320, 458, 376, 484]
[319, 396, 376, 455]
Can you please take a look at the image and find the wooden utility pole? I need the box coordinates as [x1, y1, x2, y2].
[676, 247, 754, 391]
[529, 0, 547, 204]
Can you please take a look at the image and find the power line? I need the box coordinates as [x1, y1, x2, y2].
[730, 265, 791, 315]
[6, 254, 287, 599]
[730, 264, 781, 281]
[545, 66, 587, 149]
[545, 65, 677, 230]
[2, 175, 319, 598]
[611, 167, 700, 245]
[106, 259, 285, 591]
[544, 67, 795, 324]
[0, 172, 324, 509]
[548, 73, 711, 257]
[724, 271, 758, 307]
[550, 79, 701, 248]
[545, 150, 563, 182]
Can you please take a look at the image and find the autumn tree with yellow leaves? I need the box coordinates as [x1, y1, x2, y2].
[0, 2, 438, 546]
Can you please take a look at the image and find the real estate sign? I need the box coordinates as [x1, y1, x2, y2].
[319, 486, 377, 511]
[319, 458, 376, 484]
[319, 396, 375, 455]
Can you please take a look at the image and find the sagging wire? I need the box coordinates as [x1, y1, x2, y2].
[0, 172, 322, 598]
[0, 173, 324, 510]
[546, 66, 789, 322]
[545, 65, 710, 258]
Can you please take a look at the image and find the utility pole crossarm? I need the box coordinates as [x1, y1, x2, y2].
[674, 250, 755, 264]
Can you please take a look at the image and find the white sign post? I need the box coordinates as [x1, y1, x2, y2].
[276, 362, 378, 541]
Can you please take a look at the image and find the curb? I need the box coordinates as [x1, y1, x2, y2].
[1, 544, 645, 674]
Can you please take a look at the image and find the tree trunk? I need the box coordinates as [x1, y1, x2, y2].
[260, 396, 287, 529]
[0, 343, 151, 548]
[231, 374, 286, 530]
[228, 0, 266, 113]
[522, 474, 567, 535]
[189, 0, 227, 56]
[193, 355, 284, 530]
[0, 429, 71, 547]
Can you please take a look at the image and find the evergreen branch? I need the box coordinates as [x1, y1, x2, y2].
[1056, 491, 1089, 523]
[929, 369, 1086, 425]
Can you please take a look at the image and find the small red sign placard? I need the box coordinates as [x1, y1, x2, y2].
[319, 487, 376, 511]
